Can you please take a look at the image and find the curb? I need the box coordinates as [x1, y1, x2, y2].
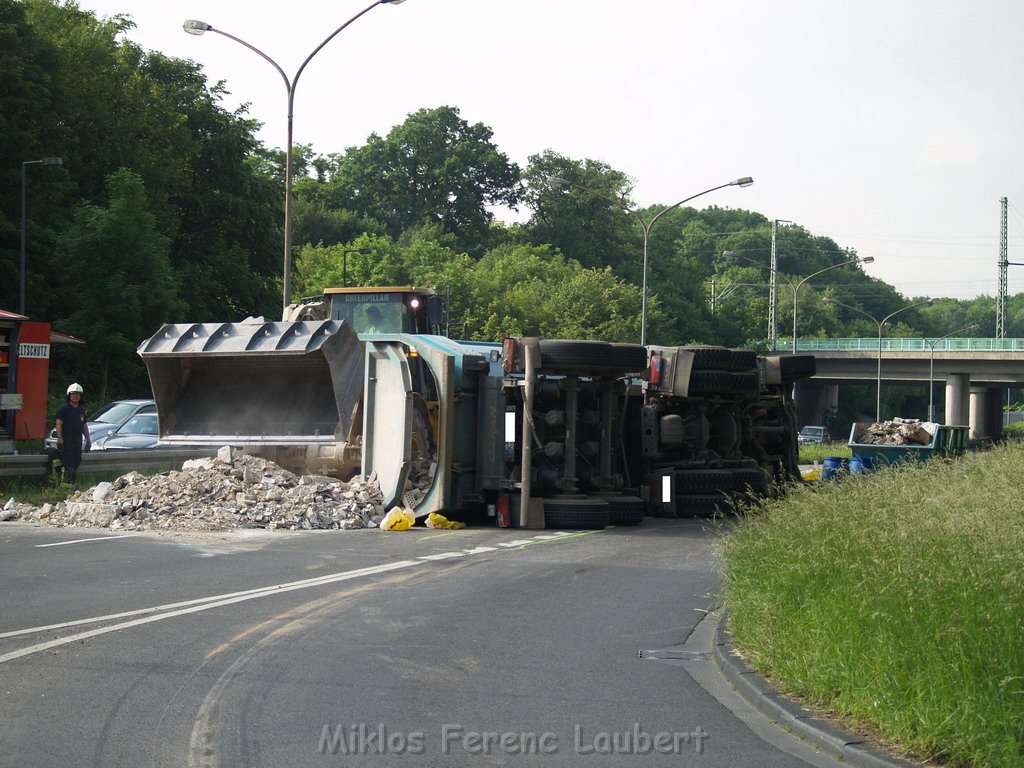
[713, 613, 916, 768]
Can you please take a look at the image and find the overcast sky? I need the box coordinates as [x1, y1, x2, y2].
[74, 0, 1024, 301]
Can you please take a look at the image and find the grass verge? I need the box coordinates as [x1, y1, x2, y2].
[720, 442, 1024, 768]
[798, 442, 851, 464]
[0, 470, 172, 507]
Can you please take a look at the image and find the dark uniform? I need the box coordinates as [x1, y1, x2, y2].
[55, 400, 88, 482]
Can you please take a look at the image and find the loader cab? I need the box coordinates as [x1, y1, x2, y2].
[324, 287, 441, 336]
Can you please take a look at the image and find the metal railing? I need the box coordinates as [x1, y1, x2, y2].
[0, 447, 218, 477]
[779, 338, 1024, 353]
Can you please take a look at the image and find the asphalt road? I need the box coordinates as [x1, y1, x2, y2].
[0, 518, 844, 768]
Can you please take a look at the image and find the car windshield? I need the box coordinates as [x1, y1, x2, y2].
[117, 415, 158, 435]
[801, 427, 824, 437]
[90, 402, 140, 424]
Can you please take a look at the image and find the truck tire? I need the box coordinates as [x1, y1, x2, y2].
[538, 340, 613, 373]
[779, 355, 817, 381]
[608, 343, 648, 373]
[727, 349, 758, 372]
[732, 467, 769, 494]
[543, 499, 610, 530]
[689, 371, 758, 396]
[677, 346, 733, 370]
[675, 493, 731, 518]
[673, 469, 735, 493]
[599, 495, 645, 526]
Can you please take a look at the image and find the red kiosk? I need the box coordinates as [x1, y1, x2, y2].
[0, 309, 84, 453]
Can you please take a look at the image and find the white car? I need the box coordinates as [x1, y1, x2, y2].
[45, 399, 156, 450]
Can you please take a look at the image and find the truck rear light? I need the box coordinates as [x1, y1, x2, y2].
[649, 353, 664, 386]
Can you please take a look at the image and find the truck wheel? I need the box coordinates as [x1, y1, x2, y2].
[678, 346, 732, 370]
[779, 355, 817, 381]
[597, 495, 645, 526]
[608, 343, 648, 373]
[543, 499, 610, 529]
[673, 469, 735, 493]
[732, 467, 769, 494]
[675, 493, 731, 518]
[727, 349, 758, 372]
[538, 340, 614, 373]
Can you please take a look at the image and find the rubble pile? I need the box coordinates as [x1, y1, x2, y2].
[854, 418, 936, 446]
[4, 446, 437, 532]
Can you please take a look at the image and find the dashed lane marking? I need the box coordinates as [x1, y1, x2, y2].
[35, 535, 137, 548]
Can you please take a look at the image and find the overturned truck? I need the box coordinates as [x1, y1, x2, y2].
[138, 286, 815, 529]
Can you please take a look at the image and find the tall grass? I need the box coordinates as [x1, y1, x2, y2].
[720, 443, 1024, 767]
[798, 442, 851, 464]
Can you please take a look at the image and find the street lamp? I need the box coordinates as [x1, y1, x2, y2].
[722, 251, 874, 353]
[926, 324, 980, 422]
[546, 175, 753, 345]
[824, 296, 936, 422]
[184, 0, 407, 317]
[20, 156, 63, 315]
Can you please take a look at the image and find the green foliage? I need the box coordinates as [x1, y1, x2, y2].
[721, 445, 1024, 767]
[324, 106, 521, 254]
[58, 169, 183, 400]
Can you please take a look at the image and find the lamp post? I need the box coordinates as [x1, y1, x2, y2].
[20, 156, 63, 316]
[723, 251, 873, 353]
[547, 175, 753, 346]
[926, 324, 980, 422]
[824, 296, 936, 422]
[184, 0, 407, 317]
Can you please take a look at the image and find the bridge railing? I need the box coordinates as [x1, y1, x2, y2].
[780, 338, 1024, 353]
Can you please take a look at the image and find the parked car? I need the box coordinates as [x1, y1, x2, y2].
[45, 398, 156, 450]
[797, 425, 830, 444]
[91, 413, 160, 450]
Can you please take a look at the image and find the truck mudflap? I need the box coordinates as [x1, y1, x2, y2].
[137, 319, 363, 448]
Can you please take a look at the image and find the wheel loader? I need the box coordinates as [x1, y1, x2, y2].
[138, 286, 815, 528]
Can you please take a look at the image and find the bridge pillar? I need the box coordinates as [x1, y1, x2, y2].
[983, 386, 1005, 441]
[945, 374, 970, 427]
[969, 386, 987, 439]
[794, 380, 839, 425]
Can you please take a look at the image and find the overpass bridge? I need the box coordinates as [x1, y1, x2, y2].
[780, 338, 1024, 439]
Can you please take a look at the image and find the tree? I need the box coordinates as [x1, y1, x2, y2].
[58, 169, 183, 400]
[325, 106, 521, 253]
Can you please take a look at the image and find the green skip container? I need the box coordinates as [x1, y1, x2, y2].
[847, 422, 969, 466]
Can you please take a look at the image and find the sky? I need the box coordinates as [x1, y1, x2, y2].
[73, 0, 1024, 301]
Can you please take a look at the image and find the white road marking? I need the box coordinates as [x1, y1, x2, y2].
[1, 528, 604, 663]
[35, 535, 136, 548]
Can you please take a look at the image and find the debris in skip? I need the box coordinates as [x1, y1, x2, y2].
[852, 418, 937, 446]
[3, 446, 436, 532]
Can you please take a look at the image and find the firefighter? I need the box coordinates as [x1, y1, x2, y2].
[55, 383, 91, 483]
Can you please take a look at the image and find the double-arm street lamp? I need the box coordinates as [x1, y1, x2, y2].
[722, 251, 873, 353]
[184, 0, 407, 317]
[546, 175, 753, 346]
[824, 296, 936, 422]
[20, 156, 63, 315]
[926, 324, 980, 422]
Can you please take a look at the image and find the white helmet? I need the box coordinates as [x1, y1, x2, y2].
[66, 383, 84, 395]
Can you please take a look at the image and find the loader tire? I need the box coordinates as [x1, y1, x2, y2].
[674, 469, 736, 493]
[675, 493, 732, 518]
[538, 340, 613, 374]
[599, 495, 645, 526]
[543, 499, 610, 530]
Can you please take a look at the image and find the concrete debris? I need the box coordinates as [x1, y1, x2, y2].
[854, 418, 937, 446]
[4, 446, 437, 532]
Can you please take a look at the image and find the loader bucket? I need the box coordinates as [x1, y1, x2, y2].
[137, 320, 363, 450]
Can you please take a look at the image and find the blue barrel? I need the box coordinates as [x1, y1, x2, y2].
[849, 456, 874, 475]
[822, 456, 844, 481]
